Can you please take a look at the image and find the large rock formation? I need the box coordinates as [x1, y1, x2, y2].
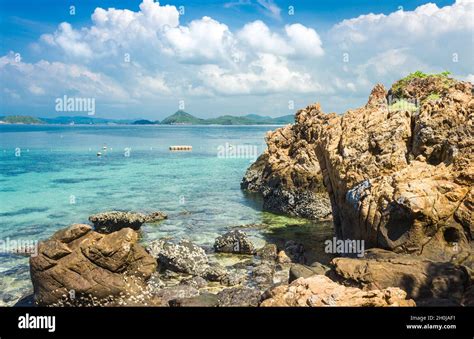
[244, 74, 473, 261]
[260, 275, 415, 306]
[146, 239, 210, 276]
[329, 249, 469, 304]
[30, 224, 157, 306]
[241, 121, 332, 220]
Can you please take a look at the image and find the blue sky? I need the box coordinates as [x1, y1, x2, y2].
[0, 0, 472, 119]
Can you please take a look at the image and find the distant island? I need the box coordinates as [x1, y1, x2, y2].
[0, 111, 294, 126]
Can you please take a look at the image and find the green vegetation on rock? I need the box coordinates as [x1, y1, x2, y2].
[388, 99, 419, 112]
[390, 71, 454, 103]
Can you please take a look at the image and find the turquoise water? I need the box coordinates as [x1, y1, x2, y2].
[0, 124, 333, 305]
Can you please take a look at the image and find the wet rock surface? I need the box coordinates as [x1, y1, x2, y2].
[147, 239, 209, 276]
[214, 230, 256, 255]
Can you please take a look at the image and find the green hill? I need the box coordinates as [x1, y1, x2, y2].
[160, 111, 205, 125]
[0, 115, 44, 124]
[160, 111, 294, 125]
[133, 119, 157, 125]
[40, 116, 134, 125]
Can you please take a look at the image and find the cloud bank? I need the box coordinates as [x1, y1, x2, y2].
[1, 0, 472, 118]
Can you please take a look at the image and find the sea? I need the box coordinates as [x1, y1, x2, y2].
[0, 124, 333, 305]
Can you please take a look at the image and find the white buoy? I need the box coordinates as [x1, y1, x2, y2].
[169, 145, 192, 151]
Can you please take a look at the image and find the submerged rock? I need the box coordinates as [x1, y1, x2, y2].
[30, 224, 157, 306]
[144, 211, 168, 223]
[261, 275, 415, 307]
[152, 285, 200, 306]
[214, 230, 256, 255]
[89, 211, 147, 233]
[147, 239, 209, 276]
[169, 292, 219, 307]
[89, 210, 167, 233]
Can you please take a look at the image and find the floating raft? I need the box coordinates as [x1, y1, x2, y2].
[169, 145, 192, 151]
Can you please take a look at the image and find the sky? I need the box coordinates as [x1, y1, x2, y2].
[0, 0, 473, 119]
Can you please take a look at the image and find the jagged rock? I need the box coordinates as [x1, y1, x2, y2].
[260, 275, 415, 306]
[241, 125, 332, 220]
[146, 239, 209, 276]
[144, 211, 168, 223]
[252, 263, 275, 288]
[281, 240, 306, 264]
[169, 292, 219, 307]
[289, 263, 329, 282]
[181, 276, 208, 289]
[257, 243, 278, 261]
[88, 211, 167, 233]
[277, 250, 292, 264]
[231, 259, 255, 269]
[89, 211, 147, 233]
[245, 75, 473, 260]
[30, 224, 157, 306]
[221, 270, 247, 286]
[202, 262, 228, 282]
[217, 287, 261, 307]
[214, 230, 255, 255]
[461, 285, 474, 306]
[330, 251, 469, 303]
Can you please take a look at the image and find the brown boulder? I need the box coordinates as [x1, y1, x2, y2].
[241, 120, 332, 220]
[260, 275, 415, 306]
[330, 251, 469, 303]
[30, 224, 157, 306]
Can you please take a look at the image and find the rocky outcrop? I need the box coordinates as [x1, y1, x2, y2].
[241, 122, 332, 220]
[214, 230, 256, 255]
[29, 224, 157, 306]
[89, 210, 167, 233]
[261, 275, 415, 306]
[144, 211, 168, 223]
[245, 75, 473, 261]
[330, 249, 469, 304]
[146, 239, 209, 276]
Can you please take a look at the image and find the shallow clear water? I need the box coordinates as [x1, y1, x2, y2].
[0, 124, 333, 305]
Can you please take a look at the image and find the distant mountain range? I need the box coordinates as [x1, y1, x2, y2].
[0, 111, 294, 126]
